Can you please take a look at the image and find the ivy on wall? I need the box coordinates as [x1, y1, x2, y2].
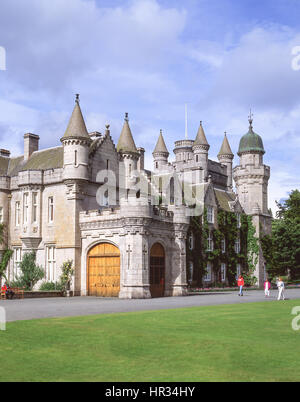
[186, 209, 259, 287]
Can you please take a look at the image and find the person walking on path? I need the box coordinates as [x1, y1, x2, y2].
[264, 279, 271, 297]
[277, 277, 285, 300]
[237, 275, 244, 296]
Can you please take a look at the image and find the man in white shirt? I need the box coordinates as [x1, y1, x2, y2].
[277, 277, 285, 300]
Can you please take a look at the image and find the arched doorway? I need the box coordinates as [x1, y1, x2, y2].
[87, 243, 120, 297]
[150, 243, 165, 298]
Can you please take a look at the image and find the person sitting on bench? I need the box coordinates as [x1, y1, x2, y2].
[1, 283, 14, 299]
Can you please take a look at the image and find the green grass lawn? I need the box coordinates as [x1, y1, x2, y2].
[1, 300, 300, 382]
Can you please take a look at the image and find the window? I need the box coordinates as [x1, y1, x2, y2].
[221, 263, 226, 282]
[204, 262, 212, 282]
[196, 155, 199, 163]
[170, 177, 174, 205]
[46, 246, 56, 282]
[12, 247, 22, 280]
[0, 207, 3, 223]
[103, 190, 109, 206]
[207, 231, 214, 251]
[235, 237, 240, 254]
[236, 263, 241, 279]
[188, 261, 194, 284]
[207, 206, 214, 223]
[74, 150, 78, 166]
[32, 193, 38, 223]
[15, 201, 20, 226]
[23, 193, 29, 224]
[188, 233, 194, 250]
[48, 197, 54, 223]
[106, 159, 109, 170]
[236, 213, 241, 228]
[221, 238, 226, 253]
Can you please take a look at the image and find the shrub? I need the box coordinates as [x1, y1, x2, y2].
[15, 252, 45, 290]
[39, 281, 63, 291]
[59, 260, 74, 293]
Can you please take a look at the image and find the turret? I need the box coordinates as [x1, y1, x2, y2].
[117, 113, 139, 191]
[233, 112, 270, 215]
[217, 132, 234, 190]
[153, 130, 169, 172]
[61, 95, 92, 181]
[192, 121, 210, 180]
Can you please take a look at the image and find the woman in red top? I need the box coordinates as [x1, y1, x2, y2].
[237, 275, 244, 296]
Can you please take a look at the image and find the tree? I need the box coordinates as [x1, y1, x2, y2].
[16, 252, 45, 290]
[261, 190, 300, 280]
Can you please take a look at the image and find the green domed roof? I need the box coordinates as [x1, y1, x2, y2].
[238, 122, 265, 156]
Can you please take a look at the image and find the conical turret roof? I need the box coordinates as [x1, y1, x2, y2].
[218, 132, 233, 157]
[193, 121, 209, 147]
[61, 95, 90, 141]
[117, 113, 138, 153]
[153, 130, 169, 155]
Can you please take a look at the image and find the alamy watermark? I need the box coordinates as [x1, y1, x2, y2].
[0, 46, 6, 71]
[0, 307, 6, 331]
[95, 166, 205, 217]
[291, 306, 300, 331]
[291, 46, 300, 71]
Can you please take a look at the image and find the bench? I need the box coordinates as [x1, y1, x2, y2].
[12, 287, 24, 299]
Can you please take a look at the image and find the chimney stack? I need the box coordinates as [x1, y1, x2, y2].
[0, 149, 10, 158]
[24, 133, 39, 161]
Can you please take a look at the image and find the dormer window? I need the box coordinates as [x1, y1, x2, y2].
[207, 206, 214, 223]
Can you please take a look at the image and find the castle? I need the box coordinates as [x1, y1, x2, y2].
[0, 96, 271, 298]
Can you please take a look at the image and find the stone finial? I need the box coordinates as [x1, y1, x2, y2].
[76, 94, 80, 104]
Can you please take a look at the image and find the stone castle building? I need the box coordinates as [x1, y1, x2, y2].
[0, 96, 271, 298]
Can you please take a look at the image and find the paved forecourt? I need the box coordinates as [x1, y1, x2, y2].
[1, 289, 300, 322]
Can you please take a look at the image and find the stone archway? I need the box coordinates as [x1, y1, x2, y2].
[87, 242, 120, 297]
[150, 243, 165, 298]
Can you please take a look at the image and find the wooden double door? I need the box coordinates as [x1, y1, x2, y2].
[150, 243, 165, 298]
[88, 243, 120, 297]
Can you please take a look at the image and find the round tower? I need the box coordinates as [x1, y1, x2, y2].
[233, 111, 271, 288]
[192, 121, 210, 180]
[61, 95, 92, 182]
[233, 112, 270, 215]
[217, 132, 234, 190]
[153, 129, 169, 172]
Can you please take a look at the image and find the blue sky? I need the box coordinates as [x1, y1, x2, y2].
[0, 0, 299, 213]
